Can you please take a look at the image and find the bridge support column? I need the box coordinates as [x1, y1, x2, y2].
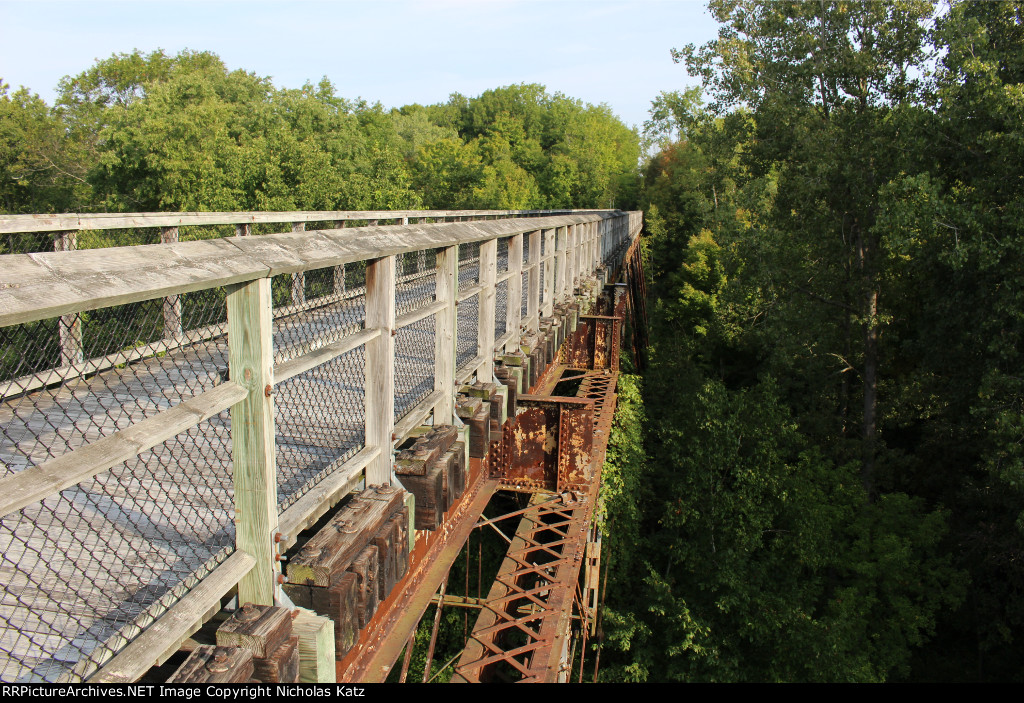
[365, 255, 396, 485]
[227, 277, 280, 606]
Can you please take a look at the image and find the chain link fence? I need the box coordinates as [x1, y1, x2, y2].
[0, 289, 234, 682]
[0, 211, 628, 682]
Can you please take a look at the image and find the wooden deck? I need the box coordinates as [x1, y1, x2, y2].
[0, 292, 377, 682]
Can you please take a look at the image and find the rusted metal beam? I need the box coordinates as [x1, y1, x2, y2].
[338, 467, 499, 682]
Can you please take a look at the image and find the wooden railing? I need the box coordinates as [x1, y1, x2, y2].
[0, 208, 642, 682]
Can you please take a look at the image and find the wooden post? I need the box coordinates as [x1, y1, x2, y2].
[578, 222, 586, 281]
[527, 229, 541, 332]
[334, 221, 347, 296]
[434, 246, 457, 425]
[506, 233, 523, 349]
[53, 230, 83, 366]
[365, 256, 396, 484]
[542, 228, 555, 318]
[477, 238, 497, 382]
[292, 608, 335, 683]
[226, 277, 279, 606]
[291, 223, 306, 305]
[555, 226, 568, 302]
[566, 225, 577, 296]
[160, 227, 184, 340]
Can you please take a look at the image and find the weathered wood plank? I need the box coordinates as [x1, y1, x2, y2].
[393, 390, 445, 446]
[542, 228, 555, 318]
[88, 549, 255, 683]
[364, 256, 395, 486]
[276, 445, 381, 549]
[456, 282, 485, 303]
[275, 328, 380, 385]
[454, 354, 486, 386]
[216, 603, 291, 659]
[0, 380, 246, 518]
[0, 210, 585, 234]
[0, 239, 269, 328]
[0, 215, 617, 327]
[506, 233, 523, 353]
[291, 608, 335, 683]
[394, 299, 446, 331]
[227, 278, 279, 606]
[434, 246, 457, 425]
[476, 239, 497, 383]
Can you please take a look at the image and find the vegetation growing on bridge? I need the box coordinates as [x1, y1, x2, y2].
[598, 0, 1024, 683]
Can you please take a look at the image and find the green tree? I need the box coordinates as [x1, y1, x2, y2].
[679, 0, 937, 491]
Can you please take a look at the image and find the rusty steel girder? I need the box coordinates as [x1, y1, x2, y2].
[491, 396, 594, 494]
[453, 366, 619, 684]
[561, 315, 621, 372]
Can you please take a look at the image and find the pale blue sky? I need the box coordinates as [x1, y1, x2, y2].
[0, 0, 719, 129]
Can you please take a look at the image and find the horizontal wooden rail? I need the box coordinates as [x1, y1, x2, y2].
[276, 327, 381, 384]
[88, 549, 256, 683]
[455, 354, 487, 385]
[0, 213, 622, 328]
[456, 282, 486, 302]
[0, 380, 247, 518]
[395, 299, 446, 330]
[393, 389, 446, 446]
[277, 445, 382, 550]
[494, 329, 516, 352]
[495, 269, 516, 285]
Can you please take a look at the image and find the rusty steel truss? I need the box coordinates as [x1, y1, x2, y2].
[451, 360, 619, 682]
[338, 234, 645, 684]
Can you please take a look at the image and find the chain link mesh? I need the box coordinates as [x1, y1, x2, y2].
[275, 346, 365, 510]
[521, 271, 529, 318]
[396, 249, 438, 317]
[394, 315, 435, 423]
[0, 290, 233, 682]
[456, 294, 479, 372]
[272, 264, 368, 509]
[540, 261, 546, 306]
[272, 264, 366, 366]
[495, 279, 508, 342]
[458, 241, 480, 291]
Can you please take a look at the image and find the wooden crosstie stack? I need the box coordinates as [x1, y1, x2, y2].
[284, 485, 409, 658]
[168, 603, 300, 683]
[395, 425, 467, 531]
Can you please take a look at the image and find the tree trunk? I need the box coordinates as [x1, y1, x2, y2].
[855, 219, 879, 497]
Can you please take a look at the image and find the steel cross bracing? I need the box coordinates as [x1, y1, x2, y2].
[452, 365, 618, 683]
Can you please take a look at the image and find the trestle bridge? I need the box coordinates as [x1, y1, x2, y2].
[0, 208, 645, 684]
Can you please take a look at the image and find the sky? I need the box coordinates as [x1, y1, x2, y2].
[0, 0, 720, 130]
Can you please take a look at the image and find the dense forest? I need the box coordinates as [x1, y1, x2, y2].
[3, 0, 1023, 684]
[0, 52, 640, 221]
[599, 0, 1024, 683]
